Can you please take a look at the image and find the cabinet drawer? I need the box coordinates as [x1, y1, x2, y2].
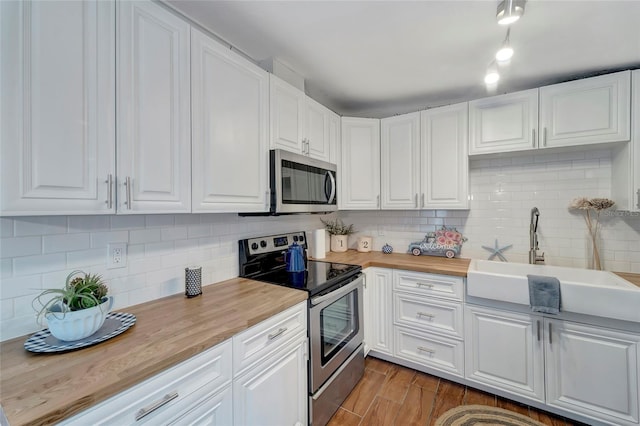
[394, 293, 463, 338]
[393, 270, 464, 301]
[61, 340, 232, 425]
[233, 301, 307, 376]
[394, 327, 464, 378]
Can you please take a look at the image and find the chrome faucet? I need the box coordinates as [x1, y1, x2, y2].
[529, 207, 545, 264]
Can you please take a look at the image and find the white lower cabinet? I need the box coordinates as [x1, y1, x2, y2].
[465, 303, 640, 426]
[464, 305, 545, 403]
[545, 319, 640, 426]
[363, 268, 393, 356]
[60, 340, 233, 425]
[233, 337, 307, 426]
[62, 301, 308, 426]
[392, 270, 465, 378]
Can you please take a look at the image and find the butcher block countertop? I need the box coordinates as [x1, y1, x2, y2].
[0, 278, 307, 426]
[316, 250, 471, 277]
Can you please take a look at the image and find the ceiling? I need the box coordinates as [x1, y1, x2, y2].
[165, 0, 640, 118]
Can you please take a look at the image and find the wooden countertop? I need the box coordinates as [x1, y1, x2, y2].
[0, 278, 307, 426]
[615, 272, 640, 288]
[315, 250, 471, 277]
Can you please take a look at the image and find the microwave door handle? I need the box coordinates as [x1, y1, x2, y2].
[325, 171, 336, 204]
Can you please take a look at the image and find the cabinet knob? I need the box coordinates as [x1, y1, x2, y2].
[636, 189, 640, 210]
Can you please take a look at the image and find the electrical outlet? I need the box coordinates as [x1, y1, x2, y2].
[107, 243, 127, 269]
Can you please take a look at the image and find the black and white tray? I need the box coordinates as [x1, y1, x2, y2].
[24, 312, 136, 353]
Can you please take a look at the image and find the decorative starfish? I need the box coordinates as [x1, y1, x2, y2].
[482, 239, 512, 262]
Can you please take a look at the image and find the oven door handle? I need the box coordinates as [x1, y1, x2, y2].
[310, 275, 362, 306]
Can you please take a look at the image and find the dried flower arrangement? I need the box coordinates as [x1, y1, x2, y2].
[568, 197, 615, 270]
[320, 218, 355, 235]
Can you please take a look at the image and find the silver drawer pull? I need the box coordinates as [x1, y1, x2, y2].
[268, 327, 287, 340]
[135, 392, 178, 421]
[417, 346, 435, 354]
[416, 283, 434, 288]
[417, 312, 434, 319]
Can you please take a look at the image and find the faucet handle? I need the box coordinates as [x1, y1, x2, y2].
[536, 252, 545, 263]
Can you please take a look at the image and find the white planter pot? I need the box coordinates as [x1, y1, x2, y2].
[330, 234, 348, 252]
[46, 296, 113, 341]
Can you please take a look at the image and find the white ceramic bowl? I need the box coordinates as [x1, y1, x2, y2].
[46, 296, 113, 341]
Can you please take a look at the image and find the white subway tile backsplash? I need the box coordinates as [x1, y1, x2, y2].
[161, 227, 188, 241]
[13, 253, 65, 276]
[145, 215, 175, 228]
[43, 233, 90, 254]
[129, 228, 162, 244]
[14, 217, 67, 236]
[68, 216, 110, 233]
[0, 218, 14, 238]
[1, 275, 42, 299]
[110, 215, 145, 230]
[1, 236, 42, 258]
[66, 248, 104, 269]
[1, 299, 13, 320]
[90, 230, 129, 248]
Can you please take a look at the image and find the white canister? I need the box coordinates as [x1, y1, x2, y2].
[357, 236, 373, 252]
[308, 229, 326, 259]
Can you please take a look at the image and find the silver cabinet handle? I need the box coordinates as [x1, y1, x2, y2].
[416, 283, 434, 288]
[532, 129, 536, 147]
[537, 320, 541, 341]
[135, 392, 178, 421]
[415, 194, 418, 208]
[543, 127, 547, 147]
[417, 346, 435, 354]
[548, 322, 552, 345]
[421, 193, 425, 208]
[636, 189, 640, 210]
[124, 176, 132, 209]
[417, 312, 434, 319]
[265, 190, 270, 209]
[105, 174, 113, 209]
[268, 327, 287, 340]
[376, 194, 380, 208]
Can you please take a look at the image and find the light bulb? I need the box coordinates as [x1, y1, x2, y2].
[496, 46, 514, 62]
[484, 70, 500, 84]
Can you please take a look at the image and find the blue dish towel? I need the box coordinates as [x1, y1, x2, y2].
[527, 274, 561, 314]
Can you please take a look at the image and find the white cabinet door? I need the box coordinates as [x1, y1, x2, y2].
[545, 319, 640, 426]
[305, 97, 331, 162]
[380, 112, 421, 210]
[270, 75, 305, 155]
[233, 338, 307, 426]
[420, 103, 469, 209]
[0, 0, 115, 216]
[539, 71, 631, 148]
[117, 0, 191, 213]
[340, 117, 380, 210]
[191, 28, 269, 213]
[464, 305, 545, 403]
[468, 89, 538, 155]
[612, 69, 640, 211]
[168, 385, 233, 426]
[364, 268, 393, 356]
[328, 111, 341, 164]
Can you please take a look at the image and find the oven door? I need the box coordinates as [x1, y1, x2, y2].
[309, 274, 364, 393]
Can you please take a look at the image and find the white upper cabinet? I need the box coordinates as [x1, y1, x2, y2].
[469, 89, 538, 155]
[612, 69, 640, 211]
[305, 97, 333, 162]
[539, 71, 631, 148]
[340, 117, 381, 210]
[421, 103, 469, 209]
[191, 28, 269, 213]
[1, 0, 116, 216]
[270, 75, 305, 155]
[117, 0, 191, 214]
[270, 75, 333, 162]
[380, 112, 421, 209]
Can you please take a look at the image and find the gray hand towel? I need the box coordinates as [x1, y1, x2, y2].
[527, 274, 561, 314]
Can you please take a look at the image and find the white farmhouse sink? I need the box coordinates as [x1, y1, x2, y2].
[467, 259, 640, 323]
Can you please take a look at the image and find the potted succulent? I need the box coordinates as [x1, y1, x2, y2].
[32, 270, 112, 341]
[320, 218, 355, 253]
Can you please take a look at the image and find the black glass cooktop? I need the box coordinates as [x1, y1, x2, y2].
[252, 260, 361, 297]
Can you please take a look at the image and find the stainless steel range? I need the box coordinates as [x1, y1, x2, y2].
[239, 232, 364, 426]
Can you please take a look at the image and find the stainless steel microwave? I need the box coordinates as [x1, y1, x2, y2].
[269, 149, 337, 214]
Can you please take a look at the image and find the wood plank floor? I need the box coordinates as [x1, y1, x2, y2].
[327, 356, 585, 426]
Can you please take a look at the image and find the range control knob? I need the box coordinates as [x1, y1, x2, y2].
[251, 242, 259, 250]
[293, 235, 298, 242]
[260, 240, 267, 248]
[298, 236, 304, 243]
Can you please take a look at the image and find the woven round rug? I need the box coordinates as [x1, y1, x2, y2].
[435, 405, 546, 426]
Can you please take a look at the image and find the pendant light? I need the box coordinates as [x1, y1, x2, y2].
[497, 0, 525, 26]
[484, 61, 500, 85]
[496, 28, 514, 62]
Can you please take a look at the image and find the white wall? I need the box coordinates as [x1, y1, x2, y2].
[341, 148, 640, 271]
[0, 213, 329, 341]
